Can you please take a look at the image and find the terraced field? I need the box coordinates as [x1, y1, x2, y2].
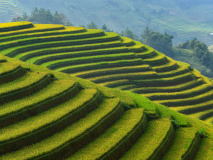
[0, 52, 212, 159]
[0, 22, 212, 124]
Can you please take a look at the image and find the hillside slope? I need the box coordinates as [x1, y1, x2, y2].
[4, 0, 213, 46]
[0, 22, 212, 124]
[0, 44, 212, 160]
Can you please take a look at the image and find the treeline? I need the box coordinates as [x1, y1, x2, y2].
[176, 38, 210, 64]
[12, 7, 73, 26]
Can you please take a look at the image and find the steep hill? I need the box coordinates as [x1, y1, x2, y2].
[3, 0, 213, 46]
[0, 22, 212, 125]
[0, 35, 212, 159]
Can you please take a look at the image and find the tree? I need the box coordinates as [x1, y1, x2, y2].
[120, 28, 138, 40]
[101, 24, 107, 31]
[189, 38, 199, 49]
[176, 40, 190, 49]
[141, 27, 173, 56]
[176, 38, 211, 65]
[87, 21, 98, 29]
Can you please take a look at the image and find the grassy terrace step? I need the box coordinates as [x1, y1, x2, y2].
[200, 111, 213, 121]
[189, 109, 213, 121]
[157, 65, 190, 78]
[130, 78, 204, 94]
[0, 62, 26, 84]
[0, 24, 65, 37]
[56, 59, 143, 74]
[120, 117, 174, 160]
[0, 26, 86, 43]
[135, 46, 157, 59]
[0, 29, 105, 53]
[73, 65, 151, 79]
[152, 57, 179, 72]
[100, 79, 132, 88]
[116, 84, 136, 90]
[31, 46, 129, 65]
[16, 34, 121, 61]
[0, 27, 86, 45]
[121, 37, 134, 47]
[0, 21, 33, 32]
[128, 41, 146, 52]
[142, 52, 169, 66]
[133, 72, 195, 87]
[12, 40, 123, 63]
[0, 71, 52, 104]
[10, 32, 119, 60]
[0, 88, 103, 154]
[88, 71, 158, 84]
[170, 99, 213, 115]
[45, 52, 137, 70]
[67, 108, 147, 160]
[0, 98, 125, 159]
[143, 84, 212, 100]
[0, 30, 106, 57]
[155, 89, 213, 107]
[204, 117, 213, 124]
[194, 138, 213, 160]
[0, 31, 104, 57]
[0, 80, 81, 128]
[162, 128, 201, 160]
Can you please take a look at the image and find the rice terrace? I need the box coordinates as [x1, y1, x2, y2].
[0, 21, 212, 159]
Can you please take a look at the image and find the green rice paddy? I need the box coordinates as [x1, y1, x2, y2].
[0, 21, 212, 159]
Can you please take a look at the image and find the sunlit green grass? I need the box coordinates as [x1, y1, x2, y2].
[73, 65, 150, 77]
[0, 21, 33, 32]
[188, 109, 213, 121]
[136, 47, 156, 58]
[0, 24, 65, 37]
[0, 72, 47, 95]
[126, 91, 188, 126]
[67, 108, 144, 160]
[0, 97, 122, 160]
[88, 71, 157, 83]
[170, 99, 213, 114]
[30, 46, 128, 64]
[56, 58, 142, 73]
[128, 40, 146, 51]
[121, 36, 134, 46]
[163, 128, 199, 160]
[120, 117, 173, 160]
[0, 29, 104, 49]
[194, 138, 213, 160]
[0, 29, 106, 56]
[133, 72, 193, 85]
[143, 84, 212, 100]
[0, 61, 20, 75]
[44, 52, 136, 69]
[152, 57, 177, 71]
[12, 40, 122, 62]
[143, 51, 166, 62]
[155, 90, 213, 107]
[0, 80, 76, 118]
[131, 78, 203, 93]
[157, 65, 189, 77]
[0, 26, 85, 43]
[0, 88, 98, 143]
